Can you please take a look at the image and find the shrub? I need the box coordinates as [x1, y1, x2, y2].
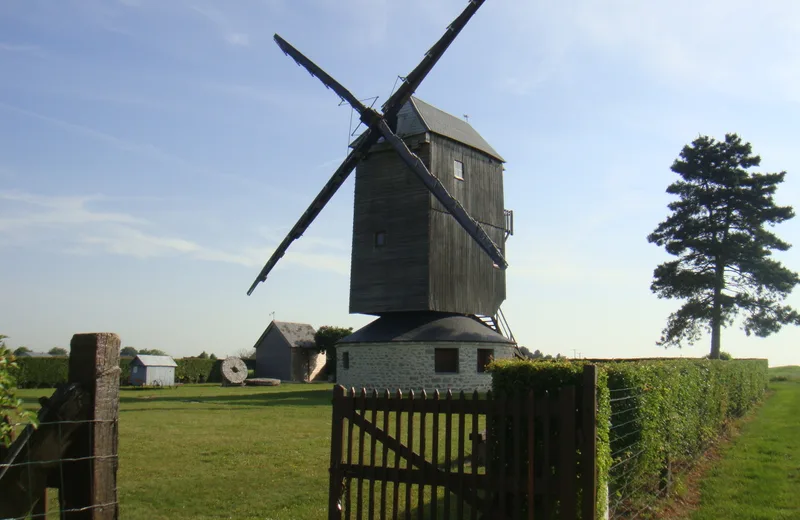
[175, 358, 222, 384]
[15, 356, 69, 388]
[1, 337, 36, 446]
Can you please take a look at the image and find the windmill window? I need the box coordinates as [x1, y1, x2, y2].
[435, 348, 459, 373]
[342, 352, 350, 370]
[454, 160, 464, 181]
[477, 349, 494, 373]
[374, 231, 387, 247]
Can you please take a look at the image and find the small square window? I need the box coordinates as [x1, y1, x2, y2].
[454, 160, 464, 181]
[342, 352, 350, 370]
[374, 231, 387, 247]
[477, 349, 494, 373]
[435, 348, 459, 373]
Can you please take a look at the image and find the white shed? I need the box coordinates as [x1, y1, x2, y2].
[129, 355, 177, 387]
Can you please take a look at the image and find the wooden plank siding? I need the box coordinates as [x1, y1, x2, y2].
[349, 133, 507, 316]
[349, 139, 432, 315]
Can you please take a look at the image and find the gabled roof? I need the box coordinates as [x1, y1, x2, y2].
[255, 321, 317, 349]
[132, 355, 177, 367]
[351, 97, 504, 162]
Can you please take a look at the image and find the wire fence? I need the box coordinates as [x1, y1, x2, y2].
[0, 333, 120, 520]
[606, 385, 693, 520]
[0, 416, 119, 520]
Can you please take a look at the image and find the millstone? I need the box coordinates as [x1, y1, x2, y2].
[221, 356, 247, 385]
[244, 378, 280, 387]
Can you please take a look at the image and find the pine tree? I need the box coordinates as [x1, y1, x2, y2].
[648, 133, 800, 358]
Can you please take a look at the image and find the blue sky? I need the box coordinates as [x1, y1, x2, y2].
[1, 0, 799, 366]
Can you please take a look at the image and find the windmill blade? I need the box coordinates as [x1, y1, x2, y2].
[247, 129, 380, 295]
[274, 35, 369, 117]
[375, 118, 508, 269]
[382, 0, 486, 124]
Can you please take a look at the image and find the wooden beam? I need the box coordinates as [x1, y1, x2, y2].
[61, 333, 120, 520]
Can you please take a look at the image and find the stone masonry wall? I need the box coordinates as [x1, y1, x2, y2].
[336, 342, 515, 392]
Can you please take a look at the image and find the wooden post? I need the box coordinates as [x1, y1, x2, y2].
[61, 333, 120, 520]
[581, 365, 598, 520]
[328, 385, 345, 520]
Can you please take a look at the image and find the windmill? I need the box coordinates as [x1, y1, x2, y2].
[249, 0, 518, 391]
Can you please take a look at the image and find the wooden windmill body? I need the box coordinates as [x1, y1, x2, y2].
[249, 0, 519, 391]
[350, 97, 510, 318]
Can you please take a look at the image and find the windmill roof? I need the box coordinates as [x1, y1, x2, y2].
[255, 321, 317, 349]
[132, 355, 177, 367]
[351, 97, 504, 162]
[339, 312, 514, 344]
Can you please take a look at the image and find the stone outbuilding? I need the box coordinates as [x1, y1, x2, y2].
[253, 321, 326, 382]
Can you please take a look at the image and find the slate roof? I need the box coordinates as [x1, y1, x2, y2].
[132, 355, 178, 367]
[254, 320, 317, 349]
[339, 312, 514, 344]
[350, 97, 504, 162]
[274, 321, 317, 348]
[17, 352, 51, 357]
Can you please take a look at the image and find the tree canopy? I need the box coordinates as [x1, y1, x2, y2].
[120, 346, 138, 357]
[314, 326, 354, 351]
[648, 133, 800, 358]
[48, 347, 68, 356]
[138, 348, 168, 356]
[13, 346, 30, 356]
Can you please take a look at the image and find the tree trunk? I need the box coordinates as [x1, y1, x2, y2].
[710, 260, 724, 359]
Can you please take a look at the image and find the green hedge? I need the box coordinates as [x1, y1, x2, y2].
[175, 358, 222, 384]
[15, 357, 69, 388]
[15, 356, 224, 387]
[489, 358, 768, 518]
[601, 358, 767, 513]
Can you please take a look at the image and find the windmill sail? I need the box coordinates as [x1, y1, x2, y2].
[248, 0, 492, 295]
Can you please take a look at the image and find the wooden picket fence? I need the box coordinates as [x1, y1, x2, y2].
[328, 365, 598, 520]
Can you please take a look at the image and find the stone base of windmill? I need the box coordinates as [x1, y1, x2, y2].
[335, 312, 517, 393]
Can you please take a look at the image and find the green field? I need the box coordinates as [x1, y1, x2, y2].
[19, 384, 334, 520]
[690, 366, 800, 520]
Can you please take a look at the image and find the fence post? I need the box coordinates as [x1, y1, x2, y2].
[61, 333, 121, 520]
[581, 365, 598, 520]
[328, 385, 345, 520]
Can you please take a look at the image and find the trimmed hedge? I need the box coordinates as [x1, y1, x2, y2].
[175, 358, 221, 384]
[15, 356, 69, 388]
[601, 358, 767, 513]
[489, 358, 768, 518]
[15, 356, 225, 387]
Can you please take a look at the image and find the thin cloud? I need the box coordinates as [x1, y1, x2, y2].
[0, 43, 40, 53]
[0, 190, 349, 275]
[225, 33, 249, 47]
[0, 102, 187, 166]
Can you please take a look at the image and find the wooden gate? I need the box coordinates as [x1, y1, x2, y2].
[328, 365, 597, 520]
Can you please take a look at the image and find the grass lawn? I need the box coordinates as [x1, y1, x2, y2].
[18, 383, 335, 520]
[690, 366, 800, 520]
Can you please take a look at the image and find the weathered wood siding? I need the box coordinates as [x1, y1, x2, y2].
[427, 135, 506, 315]
[349, 137, 432, 314]
[349, 134, 506, 316]
[255, 330, 292, 380]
